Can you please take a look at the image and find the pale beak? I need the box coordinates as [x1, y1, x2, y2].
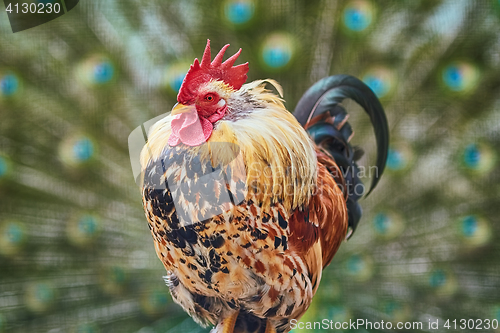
[170, 103, 196, 116]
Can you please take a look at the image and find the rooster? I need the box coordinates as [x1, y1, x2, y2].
[140, 40, 388, 333]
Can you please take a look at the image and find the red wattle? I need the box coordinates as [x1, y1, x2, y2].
[168, 107, 226, 147]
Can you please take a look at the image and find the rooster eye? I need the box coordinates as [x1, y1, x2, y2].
[204, 94, 216, 102]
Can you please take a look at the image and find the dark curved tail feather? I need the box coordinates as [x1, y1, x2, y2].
[293, 75, 389, 237]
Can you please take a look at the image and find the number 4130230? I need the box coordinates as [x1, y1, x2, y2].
[444, 319, 499, 330]
[5, 2, 61, 14]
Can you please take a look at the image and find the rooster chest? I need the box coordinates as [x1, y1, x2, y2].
[149, 207, 275, 295]
[145, 197, 312, 312]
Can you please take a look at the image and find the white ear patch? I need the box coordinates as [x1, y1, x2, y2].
[217, 99, 226, 108]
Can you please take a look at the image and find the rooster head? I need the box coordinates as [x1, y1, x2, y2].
[169, 40, 249, 147]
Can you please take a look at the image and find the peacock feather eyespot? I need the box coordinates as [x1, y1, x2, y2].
[76, 55, 116, 86]
[362, 66, 396, 99]
[441, 61, 480, 94]
[372, 211, 404, 239]
[342, 0, 376, 33]
[459, 142, 497, 175]
[428, 268, 457, 296]
[344, 253, 373, 282]
[59, 134, 97, 167]
[66, 213, 101, 247]
[0, 221, 27, 256]
[457, 215, 491, 247]
[385, 302, 410, 321]
[386, 144, 414, 173]
[223, 0, 256, 26]
[260, 33, 295, 71]
[25, 282, 57, 314]
[0, 72, 20, 97]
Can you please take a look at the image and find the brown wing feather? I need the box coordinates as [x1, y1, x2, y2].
[288, 149, 348, 272]
[314, 149, 349, 267]
[287, 208, 318, 255]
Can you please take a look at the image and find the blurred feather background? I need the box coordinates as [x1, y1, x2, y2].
[1, 0, 500, 332]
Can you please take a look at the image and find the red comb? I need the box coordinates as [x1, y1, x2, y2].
[177, 40, 249, 104]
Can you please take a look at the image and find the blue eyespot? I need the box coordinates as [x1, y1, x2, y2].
[386, 145, 413, 172]
[0, 221, 27, 256]
[0, 74, 19, 97]
[224, 0, 255, 25]
[461, 215, 477, 237]
[463, 144, 480, 168]
[60, 135, 96, 167]
[263, 48, 291, 68]
[25, 282, 56, 313]
[261, 33, 295, 70]
[6, 224, 23, 244]
[387, 149, 404, 170]
[373, 213, 389, 233]
[458, 215, 491, 246]
[363, 67, 395, 98]
[347, 254, 365, 273]
[429, 269, 446, 288]
[345, 253, 373, 281]
[78, 215, 98, 235]
[77, 55, 116, 86]
[442, 61, 479, 93]
[73, 138, 94, 162]
[372, 211, 404, 239]
[93, 61, 114, 84]
[460, 142, 496, 174]
[343, 1, 375, 32]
